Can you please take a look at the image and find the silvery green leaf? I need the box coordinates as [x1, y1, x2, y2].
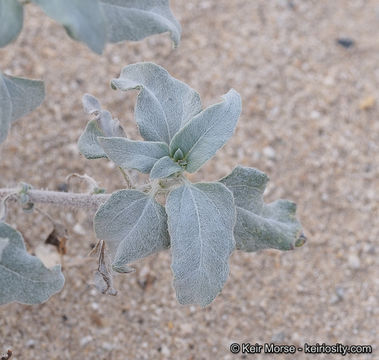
[169, 89, 242, 173]
[78, 119, 107, 159]
[98, 110, 125, 138]
[220, 166, 269, 213]
[0, 222, 65, 305]
[0, 73, 45, 144]
[100, 0, 181, 47]
[82, 93, 102, 115]
[98, 137, 169, 173]
[166, 182, 235, 306]
[0, 238, 8, 261]
[32, 0, 106, 54]
[82, 94, 125, 137]
[94, 190, 170, 270]
[79, 94, 126, 159]
[0, 0, 24, 47]
[220, 166, 303, 252]
[111, 62, 202, 144]
[2, 75, 45, 123]
[150, 156, 183, 179]
[0, 78, 11, 144]
[0, 198, 6, 222]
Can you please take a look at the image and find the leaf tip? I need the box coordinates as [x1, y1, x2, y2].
[112, 263, 135, 274]
[295, 233, 307, 248]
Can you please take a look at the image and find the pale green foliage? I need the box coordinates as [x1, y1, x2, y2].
[0, 0, 23, 47]
[0, 222, 64, 305]
[78, 94, 126, 159]
[99, 137, 169, 173]
[0, 72, 45, 144]
[0, 238, 8, 260]
[111, 62, 202, 144]
[150, 156, 182, 179]
[166, 183, 235, 306]
[82, 93, 102, 114]
[32, 0, 107, 54]
[0, 0, 181, 53]
[220, 166, 303, 252]
[100, 0, 181, 47]
[106, 62, 241, 177]
[90, 62, 304, 306]
[94, 190, 170, 271]
[78, 120, 109, 159]
[169, 89, 242, 173]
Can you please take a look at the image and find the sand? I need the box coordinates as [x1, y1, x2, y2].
[0, 0, 378, 359]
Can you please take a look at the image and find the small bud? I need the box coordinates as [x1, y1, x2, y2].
[173, 148, 184, 161]
[93, 187, 106, 194]
[295, 233, 307, 247]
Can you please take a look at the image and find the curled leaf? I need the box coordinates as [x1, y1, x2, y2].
[45, 227, 68, 256]
[220, 166, 304, 252]
[82, 93, 102, 115]
[93, 240, 117, 296]
[78, 94, 126, 159]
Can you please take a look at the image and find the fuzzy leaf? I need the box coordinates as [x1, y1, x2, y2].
[94, 190, 170, 269]
[78, 119, 107, 159]
[100, 0, 181, 47]
[111, 62, 202, 144]
[32, 0, 106, 54]
[97, 110, 125, 138]
[150, 156, 183, 179]
[82, 93, 102, 115]
[0, 238, 8, 260]
[220, 166, 303, 252]
[166, 182, 235, 306]
[0, 73, 45, 144]
[0, 223, 65, 305]
[0, 0, 24, 47]
[3, 75, 45, 123]
[79, 94, 126, 159]
[220, 166, 269, 212]
[98, 137, 169, 173]
[170, 89, 242, 173]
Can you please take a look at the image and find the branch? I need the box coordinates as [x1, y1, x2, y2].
[0, 188, 110, 211]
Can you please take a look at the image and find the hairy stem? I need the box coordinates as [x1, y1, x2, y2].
[0, 188, 110, 211]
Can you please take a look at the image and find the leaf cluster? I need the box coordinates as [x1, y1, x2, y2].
[0, 3, 305, 307]
[81, 63, 304, 306]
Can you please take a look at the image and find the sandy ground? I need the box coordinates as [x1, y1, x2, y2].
[0, 0, 378, 359]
